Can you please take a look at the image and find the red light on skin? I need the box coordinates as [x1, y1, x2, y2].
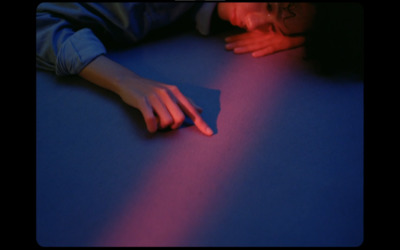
[93, 56, 289, 247]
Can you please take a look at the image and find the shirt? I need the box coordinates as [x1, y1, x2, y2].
[36, 2, 217, 76]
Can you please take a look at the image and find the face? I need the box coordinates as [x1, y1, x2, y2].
[217, 2, 316, 35]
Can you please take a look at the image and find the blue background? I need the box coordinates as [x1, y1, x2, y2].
[36, 29, 363, 247]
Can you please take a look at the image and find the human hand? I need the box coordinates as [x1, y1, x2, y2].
[225, 29, 305, 57]
[79, 55, 213, 136]
[117, 76, 214, 136]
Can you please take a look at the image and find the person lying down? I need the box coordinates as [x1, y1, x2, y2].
[37, 2, 362, 136]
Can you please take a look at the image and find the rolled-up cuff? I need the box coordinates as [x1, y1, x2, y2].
[56, 28, 107, 76]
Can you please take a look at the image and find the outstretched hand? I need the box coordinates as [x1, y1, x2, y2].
[117, 76, 213, 136]
[225, 29, 305, 57]
[79, 55, 213, 136]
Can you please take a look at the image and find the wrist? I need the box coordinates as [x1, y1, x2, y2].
[112, 72, 142, 97]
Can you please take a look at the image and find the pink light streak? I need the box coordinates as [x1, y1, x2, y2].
[93, 55, 292, 246]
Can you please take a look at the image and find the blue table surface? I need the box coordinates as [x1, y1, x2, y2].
[36, 29, 363, 247]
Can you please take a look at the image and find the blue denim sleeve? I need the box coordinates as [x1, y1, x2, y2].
[54, 28, 106, 76]
[36, 2, 200, 76]
[36, 5, 107, 76]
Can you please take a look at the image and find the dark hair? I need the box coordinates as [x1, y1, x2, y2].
[304, 3, 364, 79]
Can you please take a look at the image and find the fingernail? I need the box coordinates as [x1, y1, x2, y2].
[225, 43, 233, 50]
[205, 127, 214, 136]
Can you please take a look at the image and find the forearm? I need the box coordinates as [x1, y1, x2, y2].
[78, 55, 213, 136]
[78, 55, 139, 95]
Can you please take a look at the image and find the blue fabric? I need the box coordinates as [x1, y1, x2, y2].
[36, 2, 205, 76]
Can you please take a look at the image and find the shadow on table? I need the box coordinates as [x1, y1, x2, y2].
[175, 83, 221, 134]
[99, 80, 221, 137]
[116, 82, 221, 137]
[49, 71, 221, 138]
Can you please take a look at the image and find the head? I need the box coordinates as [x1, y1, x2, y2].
[218, 2, 363, 79]
[217, 2, 316, 35]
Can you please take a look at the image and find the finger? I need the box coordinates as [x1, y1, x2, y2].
[233, 43, 265, 54]
[225, 36, 257, 50]
[252, 47, 275, 57]
[157, 88, 186, 130]
[232, 36, 277, 54]
[148, 94, 173, 129]
[226, 36, 273, 51]
[168, 87, 213, 136]
[179, 102, 213, 136]
[138, 98, 158, 133]
[187, 97, 203, 113]
[164, 86, 203, 113]
[226, 41, 254, 51]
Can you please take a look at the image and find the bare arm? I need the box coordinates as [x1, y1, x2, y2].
[79, 55, 214, 136]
